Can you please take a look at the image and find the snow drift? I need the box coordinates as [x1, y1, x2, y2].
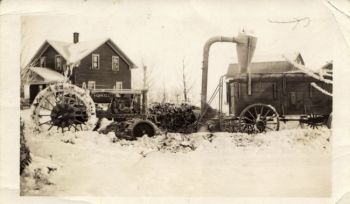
[20, 109, 331, 197]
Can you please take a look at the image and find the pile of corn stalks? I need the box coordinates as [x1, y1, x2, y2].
[148, 103, 199, 134]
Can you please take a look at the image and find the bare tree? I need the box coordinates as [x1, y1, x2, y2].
[268, 17, 311, 29]
[182, 59, 188, 102]
[180, 58, 195, 103]
[162, 84, 167, 103]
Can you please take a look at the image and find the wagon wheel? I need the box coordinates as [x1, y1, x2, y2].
[239, 103, 279, 134]
[31, 83, 96, 133]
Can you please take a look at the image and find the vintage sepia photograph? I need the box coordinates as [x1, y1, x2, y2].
[1, 0, 345, 202]
[19, 0, 335, 197]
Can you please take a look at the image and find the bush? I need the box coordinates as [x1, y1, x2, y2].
[20, 118, 31, 175]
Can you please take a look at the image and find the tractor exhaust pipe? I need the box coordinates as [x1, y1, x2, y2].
[200, 32, 257, 115]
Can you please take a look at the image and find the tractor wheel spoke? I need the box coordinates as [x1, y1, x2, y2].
[73, 119, 82, 124]
[38, 114, 51, 117]
[50, 91, 59, 103]
[48, 124, 54, 131]
[45, 97, 55, 107]
[39, 120, 52, 126]
[40, 105, 52, 111]
[72, 124, 79, 131]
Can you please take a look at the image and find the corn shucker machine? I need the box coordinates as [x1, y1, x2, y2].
[199, 31, 332, 133]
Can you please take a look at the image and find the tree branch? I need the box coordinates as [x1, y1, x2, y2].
[327, 0, 350, 19]
[268, 17, 311, 29]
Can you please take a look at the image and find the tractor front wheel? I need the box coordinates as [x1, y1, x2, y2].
[130, 120, 157, 138]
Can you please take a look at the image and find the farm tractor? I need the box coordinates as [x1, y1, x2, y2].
[31, 31, 333, 138]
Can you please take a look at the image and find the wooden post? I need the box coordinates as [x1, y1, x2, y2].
[142, 89, 148, 115]
[247, 73, 252, 95]
[143, 66, 147, 89]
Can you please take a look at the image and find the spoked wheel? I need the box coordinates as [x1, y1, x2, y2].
[31, 83, 96, 132]
[239, 103, 279, 134]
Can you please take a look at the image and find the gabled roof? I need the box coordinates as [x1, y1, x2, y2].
[46, 40, 71, 60]
[226, 52, 304, 77]
[30, 38, 137, 68]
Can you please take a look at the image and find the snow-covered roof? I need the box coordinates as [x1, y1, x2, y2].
[251, 52, 303, 63]
[47, 40, 71, 60]
[35, 38, 137, 68]
[226, 52, 304, 77]
[29, 67, 67, 82]
[67, 39, 109, 64]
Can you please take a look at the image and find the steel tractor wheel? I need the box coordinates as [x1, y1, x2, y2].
[239, 103, 280, 134]
[31, 83, 97, 132]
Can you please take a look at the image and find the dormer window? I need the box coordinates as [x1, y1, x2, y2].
[112, 56, 119, 71]
[39, 56, 46, 67]
[92, 54, 100, 70]
[55, 55, 62, 70]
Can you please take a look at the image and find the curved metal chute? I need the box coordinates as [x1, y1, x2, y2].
[200, 32, 257, 115]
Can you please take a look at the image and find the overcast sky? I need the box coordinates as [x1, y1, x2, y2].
[18, 0, 343, 105]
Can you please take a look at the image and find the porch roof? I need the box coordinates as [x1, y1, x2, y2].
[28, 67, 67, 83]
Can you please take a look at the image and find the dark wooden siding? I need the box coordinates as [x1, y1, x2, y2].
[228, 73, 332, 116]
[32, 45, 67, 75]
[74, 42, 131, 89]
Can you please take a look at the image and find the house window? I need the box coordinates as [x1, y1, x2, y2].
[39, 56, 46, 67]
[116, 81, 123, 90]
[55, 55, 62, 70]
[112, 56, 120, 71]
[92, 54, 100, 70]
[88, 81, 96, 90]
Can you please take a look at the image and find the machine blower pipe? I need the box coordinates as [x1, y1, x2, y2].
[200, 33, 257, 115]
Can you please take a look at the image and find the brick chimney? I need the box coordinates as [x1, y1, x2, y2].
[73, 32, 79, 44]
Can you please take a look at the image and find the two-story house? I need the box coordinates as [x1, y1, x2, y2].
[23, 32, 137, 102]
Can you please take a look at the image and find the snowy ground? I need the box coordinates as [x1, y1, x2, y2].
[20, 109, 331, 197]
